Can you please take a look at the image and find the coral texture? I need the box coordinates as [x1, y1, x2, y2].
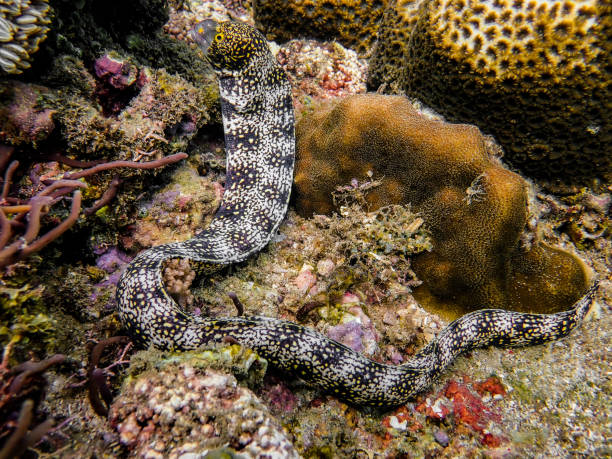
[275, 39, 368, 115]
[0, 80, 55, 145]
[368, 0, 612, 183]
[253, 0, 389, 54]
[294, 94, 590, 313]
[110, 364, 299, 458]
[0, 0, 50, 74]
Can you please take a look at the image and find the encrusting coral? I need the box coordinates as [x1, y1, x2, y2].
[109, 359, 299, 457]
[0, 0, 51, 74]
[253, 0, 389, 54]
[294, 94, 590, 314]
[368, 0, 612, 184]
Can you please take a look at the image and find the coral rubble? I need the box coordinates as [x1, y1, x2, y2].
[275, 39, 368, 115]
[368, 0, 612, 184]
[0, 0, 51, 74]
[294, 94, 590, 314]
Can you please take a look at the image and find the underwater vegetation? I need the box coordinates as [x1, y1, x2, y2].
[0, 346, 64, 458]
[294, 94, 590, 315]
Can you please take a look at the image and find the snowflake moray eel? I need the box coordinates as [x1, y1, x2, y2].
[116, 19, 598, 408]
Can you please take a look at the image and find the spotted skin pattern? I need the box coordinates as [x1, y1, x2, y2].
[116, 20, 598, 408]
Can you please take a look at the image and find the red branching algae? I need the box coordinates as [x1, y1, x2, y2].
[0, 145, 187, 269]
[474, 376, 507, 398]
[87, 336, 132, 417]
[381, 406, 423, 436]
[63, 153, 188, 180]
[0, 346, 65, 458]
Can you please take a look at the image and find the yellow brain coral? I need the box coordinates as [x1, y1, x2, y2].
[369, 0, 611, 184]
[0, 0, 51, 74]
[294, 94, 590, 316]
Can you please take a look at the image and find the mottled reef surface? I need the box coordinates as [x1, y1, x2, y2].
[0, 1, 610, 458]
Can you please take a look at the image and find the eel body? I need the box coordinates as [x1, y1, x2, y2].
[116, 19, 597, 408]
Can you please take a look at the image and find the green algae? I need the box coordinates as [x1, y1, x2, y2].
[126, 344, 268, 390]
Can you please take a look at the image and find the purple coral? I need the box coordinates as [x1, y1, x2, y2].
[327, 304, 379, 355]
[96, 247, 132, 274]
[94, 55, 140, 90]
[94, 54, 146, 116]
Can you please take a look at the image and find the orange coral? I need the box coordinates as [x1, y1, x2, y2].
[294, 94, 589, 315]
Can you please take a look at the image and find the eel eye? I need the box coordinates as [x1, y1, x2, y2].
[215, 33, 224, 42]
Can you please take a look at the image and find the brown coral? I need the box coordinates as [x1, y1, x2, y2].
[368, 0, 612, 184]
[293, 94, 590, 315]
[253, 0, 389, 54]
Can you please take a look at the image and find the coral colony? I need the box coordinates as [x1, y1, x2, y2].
[0, 0, 608, 457]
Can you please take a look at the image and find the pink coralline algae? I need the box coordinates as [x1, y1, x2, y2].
[326, 303, 379, 356]
[275, 39, 367, 114]
[260, 379, 299, 414]
[94, 54, 147, 116]
[0, 80, 56, 145]
[94, 55, 142, 90]
[90, 247, 133, 310]
[96, 247, 132, 274]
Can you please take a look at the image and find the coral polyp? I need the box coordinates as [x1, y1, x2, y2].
[0, 0, 51, 74]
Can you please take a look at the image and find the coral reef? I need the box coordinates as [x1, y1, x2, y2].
[40, 55, 214, 160]
[0, 3, 607, 456]
[126, 162, 223, 250]
[0, 0, 51, 74]
[368, 0, 612, 184]
[163, 258, 196, 308]
[164, 0, 253, 43]
[0, 81, 55, 145]
[109, 360, 298, 458]
[293, 94, 590, 314]
[275, 39, 367, 115]
[252, 0, 388, 54]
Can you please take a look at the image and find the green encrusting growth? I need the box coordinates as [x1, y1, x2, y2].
[116, 20, 599, 408]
